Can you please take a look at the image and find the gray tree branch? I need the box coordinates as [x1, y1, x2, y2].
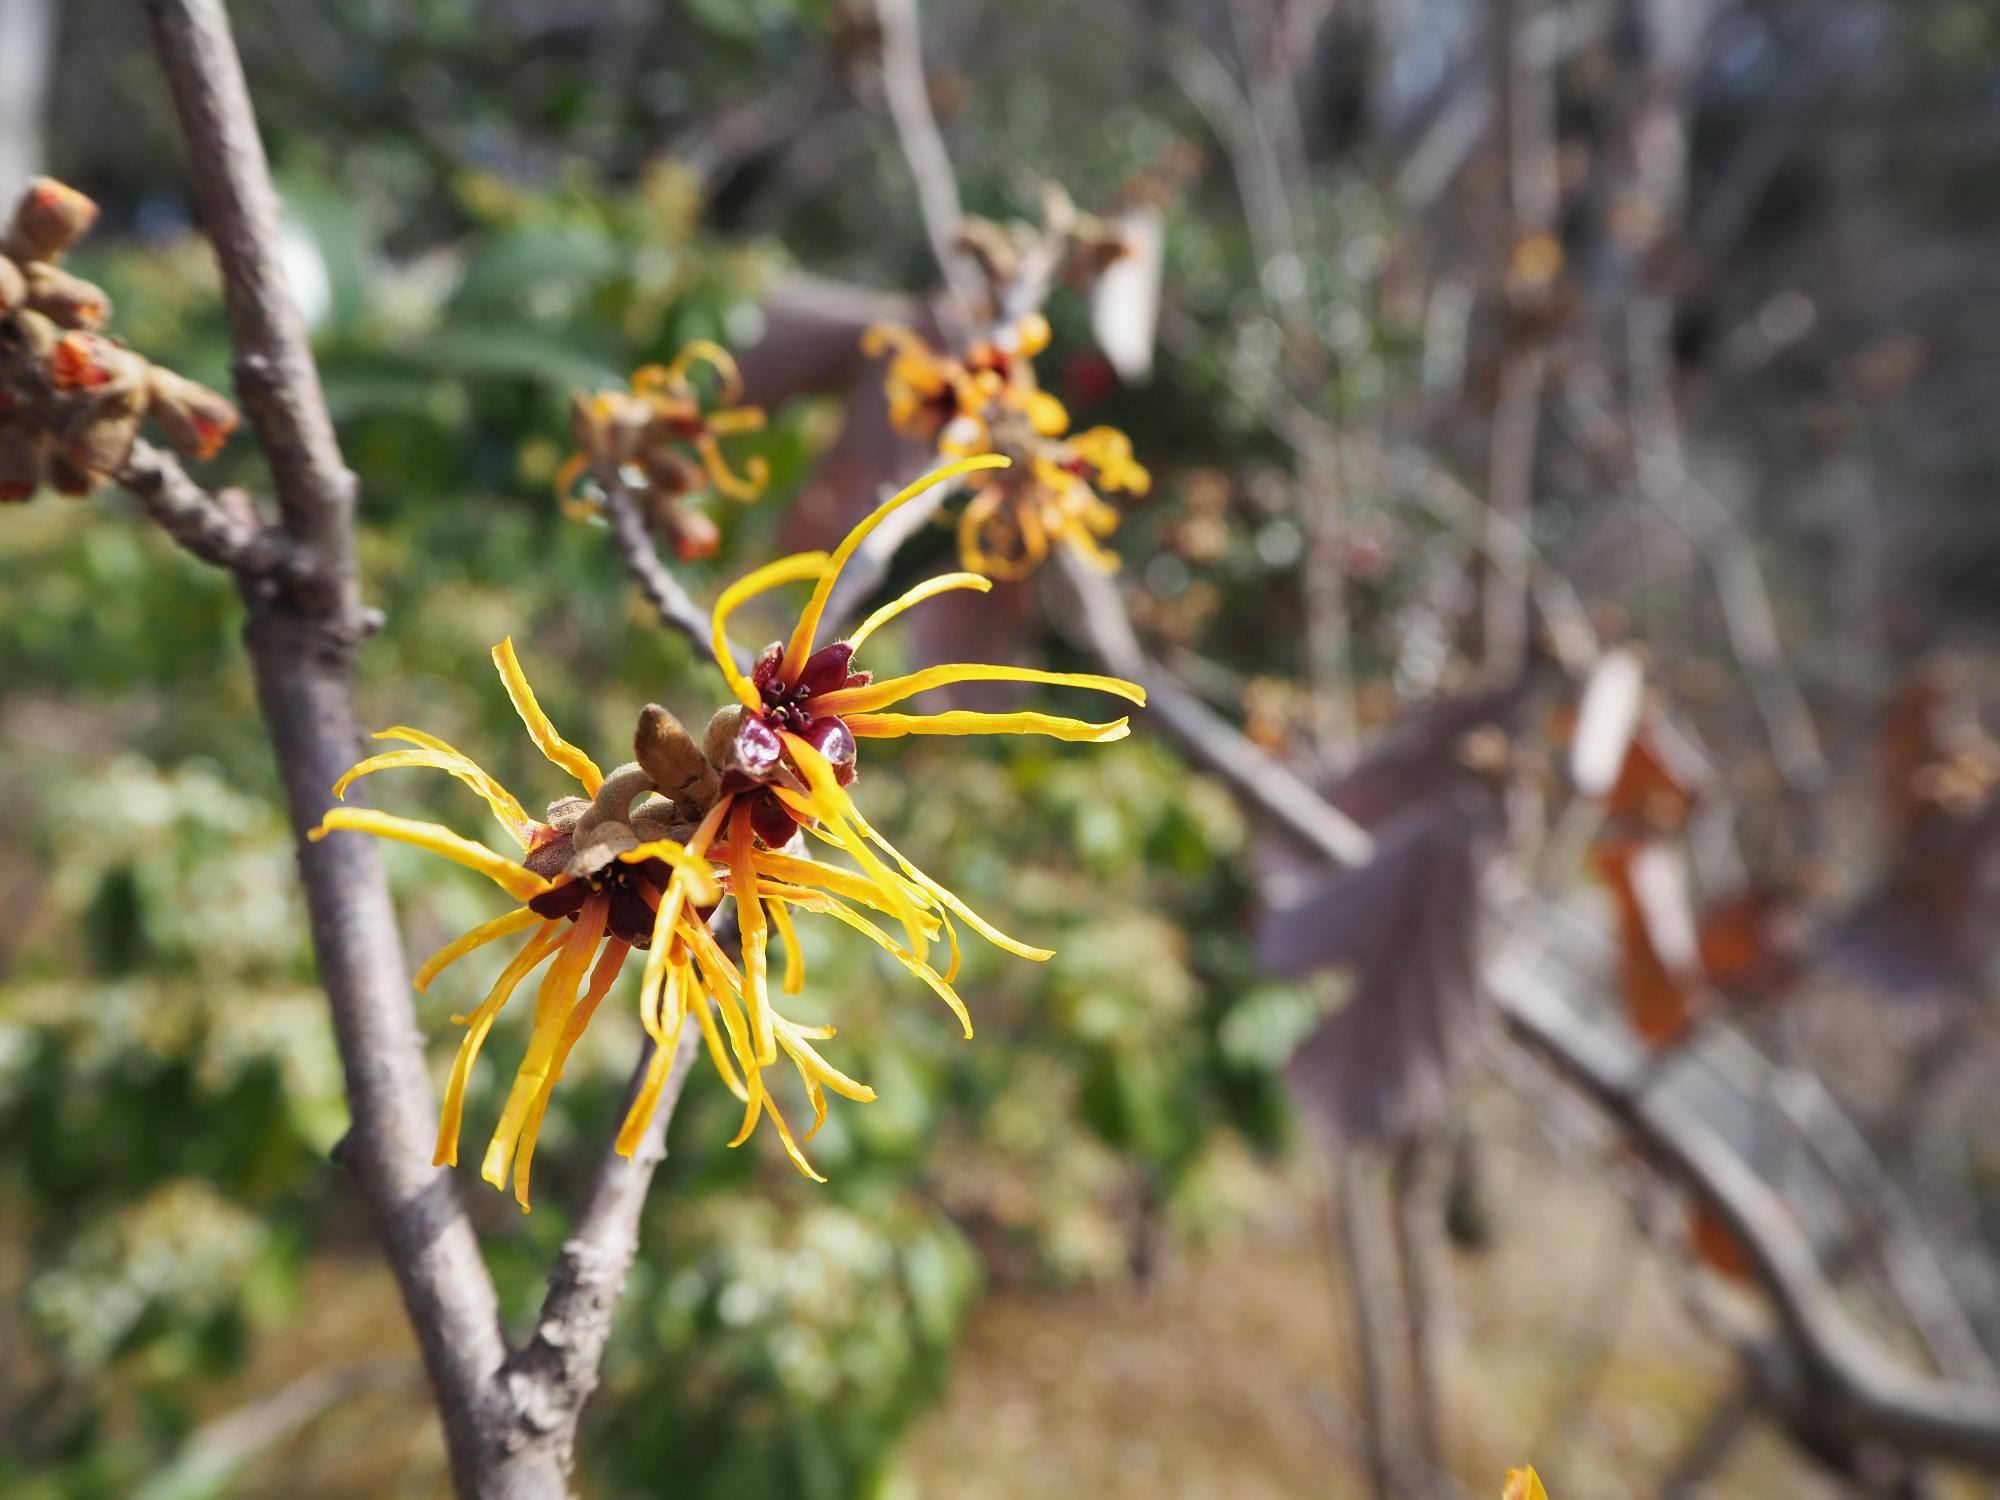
[138, 3, 541, 1492]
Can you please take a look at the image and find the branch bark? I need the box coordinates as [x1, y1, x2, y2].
[503, 1028, 700, 1446]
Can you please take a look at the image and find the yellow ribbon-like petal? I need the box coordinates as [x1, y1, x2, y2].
[616, 967, 692, 1156]
[482, 894, 610, 1200]
[619, 837, 722, 908]
[780, 453, 1012, 681]
[636, 799, 729, 1036]
[711, 553, 830, 708]
[728, 801, 778, 1067]
[767, 896, 805, 996]
[491, 637, 603, 795]
[310, 807, 551, 901]
[842, 710, 1131, 744]
[334, 737, 535, 849]
[508, 933, 629, 1210]
[841, 800, 1051, 962]
[435, 921, 564, 1167]
[846, 571, 993, 653]
[763, 882, 972, 1039]
[815, 663, 1146, 716]
[414, 906, 544, 993]
[778, 737, 930, 960]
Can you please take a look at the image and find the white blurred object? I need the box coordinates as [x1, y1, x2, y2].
[1571, 647, 1645, 796]
[277, 217, 332, 331]
[0, 0, 54, 193]
[1626, 839, 1703, 975]
[1089, 205, 1163, 384]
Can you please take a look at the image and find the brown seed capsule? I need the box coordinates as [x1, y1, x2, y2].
[24, 262, 110, 330]
[0, 418, 47, 501]
[0, 256, 24, 314]
[147, 367, 239, 461]
[5, 177, 99, 265]
[634, 703, 720, 812]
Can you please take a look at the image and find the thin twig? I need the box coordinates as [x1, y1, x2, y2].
[599, 479, 730, 663]
[117, 438, 299, 578]
[1482, 0, 1556, 676]
[872, 0, 979, 332]
[1335, 1153, 1402, 1500]
[1053, 547, 1376, 867]
[1391, 1138, 1448, 1496]
[503, 1026, 701, 1442]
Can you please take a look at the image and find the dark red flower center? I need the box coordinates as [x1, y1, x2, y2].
[529, 856, 714, 948]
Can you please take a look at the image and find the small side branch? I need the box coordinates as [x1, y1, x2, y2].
[872, 0, 980, 327]
[504, 1027, 701, 1445]
[600, 480, 728, 662]
[1054, 547, 1376, 868]
[117, 438, 298, 578]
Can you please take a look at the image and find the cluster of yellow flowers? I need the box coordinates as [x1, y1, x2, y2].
[317, 453, 1143, 1205]
[864, 314, 1151, 580]
[555, 340, 768, 560]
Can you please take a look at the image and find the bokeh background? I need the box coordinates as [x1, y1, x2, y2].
[5, 1, 2000, 1497]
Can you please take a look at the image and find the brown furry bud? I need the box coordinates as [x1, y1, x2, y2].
[61, 389, 148, 477]
[0, 418, 47, 501]
[0, 256, 24, 314]
[634, 703, 720, 812]
[24, 263, 110, 329]
[147, 367, 239, 461]
[6, 178, 99, 264]
[5, 306, 59, 359]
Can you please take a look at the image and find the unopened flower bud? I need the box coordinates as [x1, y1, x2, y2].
[0, 256, 24, 313]
[24, 262, 110, 329]
[5, 178, 99, 264]
[800, 715, 858, 785]
[147, 367, 238, 461]
[705, 704, 786, 782]
[0, 418, 47, 501]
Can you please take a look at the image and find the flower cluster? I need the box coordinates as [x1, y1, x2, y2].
[315, 454, 1143, 1205]
[0, 177, 237, 501]
[556, 340, 768, 560]
[863, 315, 1150, 580]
